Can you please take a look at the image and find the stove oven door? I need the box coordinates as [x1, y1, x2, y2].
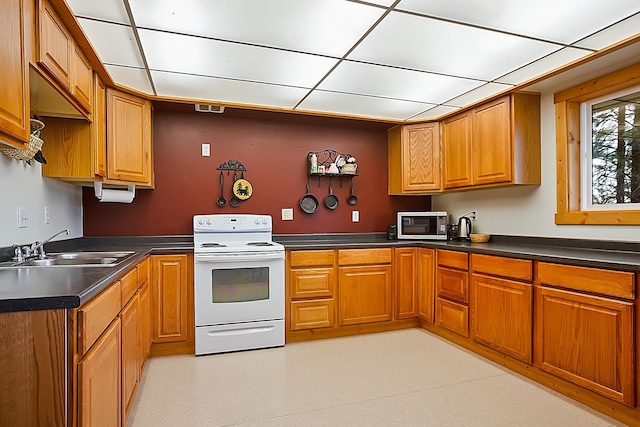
[194, 251, 285, 327]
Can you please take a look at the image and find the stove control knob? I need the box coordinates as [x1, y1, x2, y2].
[262, 218, 268, 224]
[206, 218, 212, 225]
[255, 219, 260, 225]
[198, 219, 204, 225]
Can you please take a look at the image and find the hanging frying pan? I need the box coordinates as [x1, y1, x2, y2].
[347, 178, 358, 205]
[300, 177, 318, 214]
[324, 177, 339, 210]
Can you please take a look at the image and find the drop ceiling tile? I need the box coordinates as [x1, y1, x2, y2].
[77, 19, 145, 67]
[573, 13, 640, 50]
[298, 90, 435, 121]
[320, 61, 484, 104]
[397, 0, 640, 45]
[139, 29, 339, 88]
[444, 83, 513, 108]
[409, 105, 460, 121]
[66, 0, 129, 24]
[151, 71, 310, 108]
[495, 47, 589, 85]
[105, 65, 154, 94]
[131, 0, 385, 57]
[348, 11, 561, 81]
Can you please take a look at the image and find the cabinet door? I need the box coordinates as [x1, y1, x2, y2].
[71, 44, 92, 112]
[107, 88, 152, 184]
[151, 255, 189, 343]
[78, 318, 121, 427]
[92, 75, 107, 177]
[442, 111, 472, 189]
[472, 274, 532, 363]
[339, 265, 392, 325]
[534, 286, 634, 406]
[394, 248, 418, 319]
[472, 96, 511, 185]
[138, 281, 151, 367]
[418, 248, 435, 323]
[436, 297, 469, 337]
[38, 0, 72, 90]
[0, 0, 29, 145]
[436, 266, 469, 304]
[120, 296, 139, 423]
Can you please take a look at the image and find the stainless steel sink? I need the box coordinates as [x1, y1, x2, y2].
[0, 251, 136, 268]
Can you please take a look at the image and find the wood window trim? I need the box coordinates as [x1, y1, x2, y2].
[554, 62, 640, 225]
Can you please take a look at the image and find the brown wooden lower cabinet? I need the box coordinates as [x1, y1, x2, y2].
[418, 248, 435, 323]
[290, 299, 335, 330]
[339, 264, 392, 325]
[77, 318, 121, 427]
[394, 248, 418, 319]
[138, 281, 152, 367]
[534, 285, 635, 406]
[472, 273, 532, 363]
[436, 297, 469, 337]
[436, 266, 469, 304]
[151, 255, 189, 343]
[120, 295, 139, 423]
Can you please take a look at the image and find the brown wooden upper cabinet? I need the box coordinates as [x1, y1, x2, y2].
[107, 88, 153, 185]
[388, 122, 441, 194]
[0, 0, 30, 148]
[37, 0, 92, 114]
[442, 93, 541, 191]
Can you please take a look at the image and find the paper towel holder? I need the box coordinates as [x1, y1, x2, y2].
[94, 182, 136, 203]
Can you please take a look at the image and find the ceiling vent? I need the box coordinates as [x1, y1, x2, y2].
[195, 104, 225, 113]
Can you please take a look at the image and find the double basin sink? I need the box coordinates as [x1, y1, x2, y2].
[0, 251, 136, 269]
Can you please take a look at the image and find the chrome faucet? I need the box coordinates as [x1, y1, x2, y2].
[11, 229, 71, 261]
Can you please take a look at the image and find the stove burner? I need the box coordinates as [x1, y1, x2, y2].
[201, 243, 227, 248]
[246, 241, 274, 247]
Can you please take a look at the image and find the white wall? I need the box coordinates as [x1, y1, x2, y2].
[0, 153, 82, 247]
[432, 90, 640, 242]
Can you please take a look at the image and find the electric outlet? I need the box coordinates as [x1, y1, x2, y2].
[352, 210, 359, 222]
[17, 207, 28, 228]
[471, 211, 478, 221]
[44, 206, 50, 224]
[201, 144, 211, 157]
[281, 208, 294, 221]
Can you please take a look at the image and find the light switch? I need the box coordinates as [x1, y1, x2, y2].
[201, 144, 211, 157]
[352, 211, 359, 222]
[17, 207, 28, 228]
[281, 208, 294, 221]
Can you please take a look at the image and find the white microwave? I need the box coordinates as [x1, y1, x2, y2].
[397, 211, 448, 240]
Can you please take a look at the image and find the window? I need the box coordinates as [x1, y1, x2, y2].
[581, 86, 640, 210]
[555, 62, 640, 225]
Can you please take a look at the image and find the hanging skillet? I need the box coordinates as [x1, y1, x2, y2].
[324, 177, 339, 210]
[300, 176, 318, 214]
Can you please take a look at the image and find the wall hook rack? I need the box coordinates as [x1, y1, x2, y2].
[216, 160, 247, 174]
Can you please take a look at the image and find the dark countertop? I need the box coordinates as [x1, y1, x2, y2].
[1, 233, 639, 313]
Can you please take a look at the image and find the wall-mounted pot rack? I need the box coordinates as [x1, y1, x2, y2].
[307, 149, 358, 187]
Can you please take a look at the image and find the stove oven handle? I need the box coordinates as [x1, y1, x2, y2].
[195, 253, 284, 263]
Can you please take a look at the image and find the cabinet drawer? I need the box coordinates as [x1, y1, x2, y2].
[290, 250, 334, 267]
[338, 248, 392, 266]
[137, 257, 149, 285]
[436, 297, 469, 337]
[120, 268, 138, 305]
[471, 254, 532, 281]
[291, 268, 334, 299]
[437, 250, 468, 270]
[290, 299, 335, 330]
[537, 262, 634, 300]
[437, 266, 469, 303]
[78, 281, 122, 355]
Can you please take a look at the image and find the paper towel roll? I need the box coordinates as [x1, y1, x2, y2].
[94, 182, 135, 203]
[98, 188, 135, 203]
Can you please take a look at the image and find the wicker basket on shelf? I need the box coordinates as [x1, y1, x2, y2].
[1, 119, 45, 161]
[341, 163, 357, 174]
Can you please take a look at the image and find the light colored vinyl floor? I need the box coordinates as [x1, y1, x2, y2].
[127, 329, 624, 427]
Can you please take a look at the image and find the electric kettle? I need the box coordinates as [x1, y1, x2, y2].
[456, 216, 472, 240]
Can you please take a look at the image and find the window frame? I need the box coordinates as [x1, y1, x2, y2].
[554, 62, 640, 225]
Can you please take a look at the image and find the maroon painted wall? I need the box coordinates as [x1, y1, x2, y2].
[83, 105, 430, 236]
